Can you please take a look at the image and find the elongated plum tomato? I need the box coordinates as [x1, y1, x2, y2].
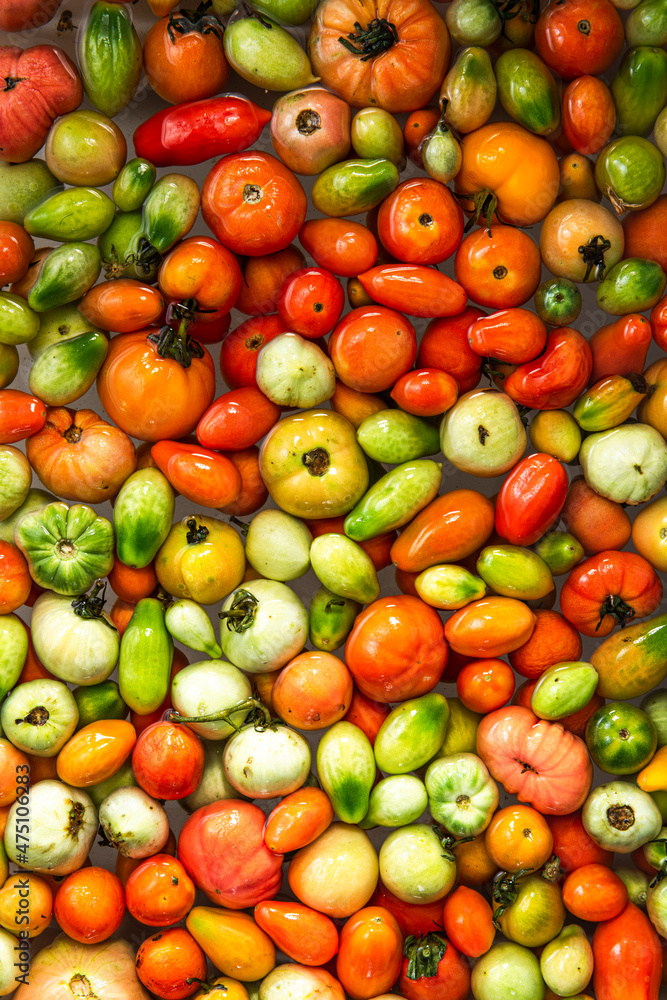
[468, 309, 547, 365]
[196, 387, 280, 451]
[495, 453, 569, 547]
[151, 439, 242, 509]
[299, 219, 378, 278]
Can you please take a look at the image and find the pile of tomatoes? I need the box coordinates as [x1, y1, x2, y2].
[4, 0, 667, 998]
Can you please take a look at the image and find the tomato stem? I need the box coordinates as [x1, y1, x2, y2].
[464, 189, 499, 238]
[167, 1, 223, 44]
[71, 581, 117, 631]
[596, 594, 636, 631]
[404, 933, 448, 980]
[168, 696, 270, 729]
[577, 235, 612, 282]
[186, 518, 210, 545]
[219, 588, 259, 633]
[338, 18, 398, 61]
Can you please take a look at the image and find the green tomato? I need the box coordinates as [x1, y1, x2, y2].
[219, 580, 308, 674]
[113, 468, 175, 570]
[182, 740, 243, 814]
[586, 701, 657, 773]
[0, 293, 39, 346]
[647, 877, 667, 937]
[530, 661, 599, 721]
[359, 775, 428, 829]
[642, 824, 667, 872]
[344, 460, 442, 542]
[0, 488, 56, 544]
[27, 242, 101, 313]
[379, 824, 457, 904]
[170, 660, 252, 741]
[351, 108, 405, 166]
[24, 186, 116, 242]
[641, 689, 667, 747]
[445, 0, 502, 46]
[317, 721, 375, 825]
[582, 780, 662, 852]
[73, 681, 127, 730]
[308, 585, 360, 652]
[626, 0, 667, 44]
[597, 258, 667, 315]
[374, 693, 450, 775]
[496, 49, 560, 136]
[256, 333, 335, 409]
[539, 924, 593, 998]
[425, 752, 499, 837]
[0, 159, 61, 225]
[310, 533, 379, 605]
[435, 697, 482, 757]
[477, 545, 554, 601]
[28, 302, 103, 360]
[534, 278, 582, 328]
[0, 445, 31, 520]
[28, 330, 109, 408]
[422, 123, 463, 185]
[494, 874, 564, 948]
[472, 942, 545, 1000]
[533, 530, 584, 576]
[223, 723, 311, 799]
[224, 14, 318, 90]
[579, 423, 667, 504]
[357, 409, 440, 464]
[0, 343, 18, 388]
[165, 600, 222, 660]
[30, 590, 119, 687]
[98, 209, 159, 284]
[1, 679, 78, 757]
[0, 615, 28, 703]
[45, 109, 127, 187]
[611, 45, 667, 138]
[112, 157, 156, 212]
[312, 159, 399, 218]
[415, 563, 487, 610]
[615, 866, 648, 908]
[142, 172, 200, 255]
[245, 509, 311, 582]
[595, 135, 665, 213]
[441, 389, 527, 478]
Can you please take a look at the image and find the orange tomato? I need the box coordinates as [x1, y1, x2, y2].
[143, 10, 228, 104]
[97, 329, 216, 443]
[0, 221, 34, 285]
[217, 445, 269, 517]
[485, 804, 554, 873]
[455, 225, 542, 309]
[255, 900, 339, 966]
[26, 753, 58, 784]
[442, 885, 495, 958]
[558, 152, 601, 204]
[272, 652, 354, 731]
[357, 264, 467, 318]
[562, 863, 628, 922]
[377, 178, 464, 265]
[455, 833, 499, 888]
[235, 245, 306, 315]
[202, 151, 307, 256]
[54, 867, 125, 944]
[0, 540, 31, 614]
[299, 219, 378, 278]
[390, 368, 458, 417]
[278, 266, 345, 339]
[589, 314, 652, 383]
[561, 475, 631, 554]
[126, 855, 196, 927]
[336, 906, 403, 1000]
[79, 279, 165, 333]
[196, 387, 280, 453]
[116, 829, 178, 887]
[151, 439, 241, 509]
[330, 380, 386, 428]
[107, 556, 157, 604]
[562, 76, 615, 156]
[468, 308, 547, 365]
[0, 389, 47, 444]
[416, 309, 484, 392]
[509, 608, 583, 679]
[403, 107, 440, 168]
[391, 489, 495, 573]
[288, 823, 379, 918]
[136, 927, 207, 1000]
[109, 597, 136, 639]
[158, 236, 242, 317]
[56, 720, 137, 788]
[546, 810, 613, 874]
[445, 597, 536, 658]
[623, 196, 667, 279]
[132, 721, 204, 801]
[342, 686, 392, 746]
[264, 787, 335, 854]
[0, 873, 52, 939]
[329, 306, 417, 393]
[457, 658, 515, 713]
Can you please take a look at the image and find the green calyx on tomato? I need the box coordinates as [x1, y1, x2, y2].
[403, 932, 448, 980]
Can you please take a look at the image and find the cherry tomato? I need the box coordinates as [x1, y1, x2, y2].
[277, 267, 345, 339]
[0, 389, 47, 444]
[456, 658, 516, 713]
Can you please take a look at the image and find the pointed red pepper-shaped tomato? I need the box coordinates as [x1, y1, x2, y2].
[495, 453, 569, 547]
[593, 901, 662, 1000]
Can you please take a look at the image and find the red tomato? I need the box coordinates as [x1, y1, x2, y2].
[54, 868, 125, 945]
[468, 308, 547, 365]
[342, 687, 392, 746]
[457, 658, 515, 713]
[329, 306, 417, 393]
[277, 267, 345, 339]
[390, 369, 458, 417]
[403, 108, 440, 169]
[535, 0, 624, 79]
[592, 902, 662, 1000]
[357, 265, 467, 319]
[202, 150, 307, 256]
[651, 295, 667, 353]
[504, 328, 593, 409]
[377, 178, 464, 265]
[559, 550, 663, 637]
[336, 906, 403, 1000]
[132, 721, 204, 801]
[495, 453, 569, 546]
[563, 863, 628, 922]
[158, 236, 242, 316]
[369, 880, 445, 938]
[236, 245, 306, 316]
[441, 886, 495, 958]
[196, 387, 280, 452]
[219, 314, 289, 389]
[151, 440, 242, 509]
[398, 934, 471, 1000]
[562, 75, 616, 156]
[0, 221, 34, 285]
[126, 855, 196, 927]
[0, 389, 47, 444]
[454, 225, 542, 309]
[135, 927, 207, 1000]
[416, 309, 484, 393]
[546, 809, 613, 873]
[254, 900, 339, 966]
[299, 219, 378, 277]
[218, 445, 269, 517]
[589, 314, 652, 382]
[0, 540, 31, 615]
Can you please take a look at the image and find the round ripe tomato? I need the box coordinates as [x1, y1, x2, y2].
[546, 810, 613, 874]
[158, 236, 242, 316]
[299, 219, 378, 278]
[485, 804, 553, 873]
[277, 267, 345, 339]
[151, 440, 242, 508]
[562, 863, 628, 922]
[390, 368, 458, 417]
[0, 540, 31, 615]
[236, 245, 306, 316]
[0, 221, 34, 285]
[457, 658, 515, 713]
[143, 9, 228, 104]
[403, 108, 440, 168]
[505, 328, 593, 410]
[329, 306, 416, 393]
[54, 868, 125, 944]
[468, 309, 547, 365]
[509, 609, 583, 679]
[535, 0, 624, 80]
[202, 151, 307, 256]
[398, 934, 471, 1000]
[455, 226, 542, 308]
[97, 328, 215, 443]
[219, 315, 289, 389]
[377, 178, 464, 265]
[336, 906, 403, 1000]
[495, 453, 569, 547]
[0, 389, 47, 444]
[196, 387, 280, 452]
[126, 855, 196, 927]
[132, 721, 204, 800]
[442, 885, 495, 959]
[136, 927, 207, 1000]
[416, 308, 484, 394]
[272, 651, 353, 731]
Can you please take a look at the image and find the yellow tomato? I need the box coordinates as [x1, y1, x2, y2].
[56, 720, 136, 788]
[632, 495, 667, 573]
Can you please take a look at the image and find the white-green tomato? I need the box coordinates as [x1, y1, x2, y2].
[0, 679, 78, 757]
[223, 724, 311, 798]
[219, 579, 308, 673]
[360, 775, 428, 829]
[425, 752, 499, 837]
[170, 660, 252, 740]
[30, 591, 119, 686]
[539, 925, 593, 998]
[582, 780, 662, 852]
[245, 509, 312, 582]
[4, 780, 97, 875]
[378, 824, 456, 904]
[472, 942, 545, 1000]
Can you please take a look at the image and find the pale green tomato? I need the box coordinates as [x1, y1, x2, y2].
[472, 942, 545, 1000]
[0, 488, 56, 544]
[87, 761, 136, 810]
[415, 563, 486, 610]
[477, 544, 554, 600]
[374, 693, 450, 774]
[530, 661, 599, 720]
[615, 866, 648, 908]
[651, 788, 667, 822]
[540, 925, 593, 998]
[0, 445, 31, 520]
[4, 780, 97, 875]
[223, 724, 311, 799]
[655, 106, 667, 159]
[165, 600, 222, 659]
[582, 781, 662, 852]
[257, 333, 335, 408]
[310, 532, 379, 605]
[529, 409, 581, 462]
[425, 752, 498, 836]
[1, 680, 78, 757]
[534, 530, 584, 576]
[30, 591, 119, 686]
[181, 740, 242, 814]
[219, 580, 308, 674]
[379, 824, 456, 903]
[495, 875, 565, 948]
[647, 878, 667, 937]
[441, 389, 527, 477]
[317, 721, 375, 825]
[641, 689, 667, 747]
[579, 423, 667, 505]
[170, 660, 252, 740]
[436, 698, 482, 758]
[245, 509, 311, 581]
[0, 927, 17, 995]
[98, 786, 169, 859]
[643, 825, 667, 872]
[359, 775, 428, 829]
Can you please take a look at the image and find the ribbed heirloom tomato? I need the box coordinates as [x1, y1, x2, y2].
[560, 550, 662, 637]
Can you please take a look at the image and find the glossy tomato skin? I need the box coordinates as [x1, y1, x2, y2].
[277, 267, 345, 339]
[562, 75, 616, 156]
[377, 178, 464, 265]
[546, 809, 613, 873]
[202, 151, 307, 256]
[0, 389, 47, 444]
[336, 906, 403, 1000]
[329, 306, 417, 393]
[158, 236, 242, 315]
[468, 308, 547, 365]
[219, 315, 289, 389]
[398, 937, 471, 1000]
[589, 314, 652, 383]
[143, 13, 229, 105]
[535, 0, 624, 80]
[151, 439, 242, 508]
[254, 900, 339, 966]
[97, 329, 215, 443]
[495, 454, 569, 547]
[504, 328, 593, 410]
[132, 721, 205, 800]
[390, 369, 458, 417]
[416, 309, 484, 394]
[455, 226, 542, 309]
[299, 219, 378, 278]
[196, 387, 281, 452]
[559, 550, 662, 638]
[592, 902, 662, 1000]
[369, 881, 445, 938]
